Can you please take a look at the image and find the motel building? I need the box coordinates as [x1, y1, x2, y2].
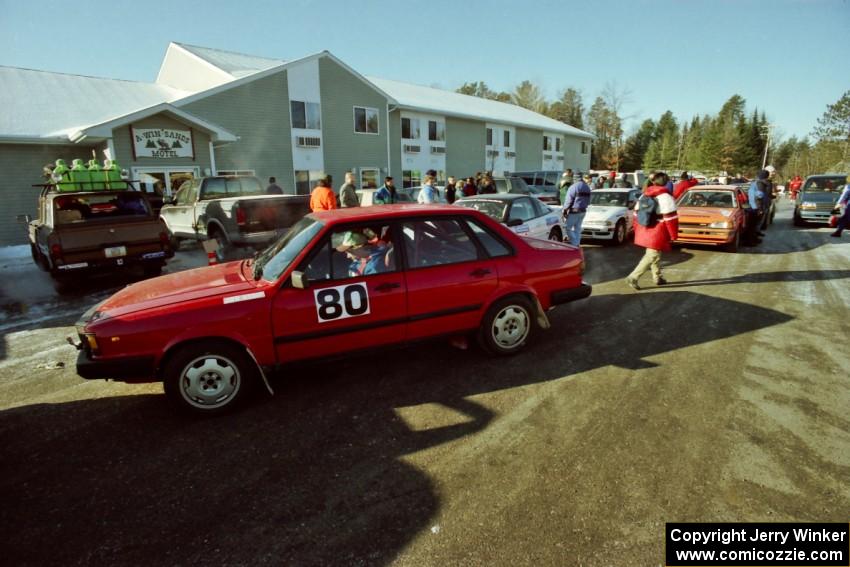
[0, 42, 593, 247]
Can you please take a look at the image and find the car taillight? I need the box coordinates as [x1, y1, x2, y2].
[236, 206, 246, 227]
[160, 232, 169, 246]
[50, 243, 63, 260]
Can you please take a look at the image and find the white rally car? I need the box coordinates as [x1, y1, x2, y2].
[581, 188, 641, 245]
[455, 193, 565, 241]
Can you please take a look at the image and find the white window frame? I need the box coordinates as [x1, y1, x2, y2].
[581, 141, 589, 154]
[486, 127, 494, 146]
[354, 106, 380, 135]
[359, 167, 380, 190]
[428, 119, 446, 142]
[503, 130, 511, 148]
[402, 117, 420, 140]
[215, 169, 256, 177]
[290, 100, 321, 130]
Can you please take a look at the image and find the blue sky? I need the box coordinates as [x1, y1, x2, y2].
[1, 0, 847, 139]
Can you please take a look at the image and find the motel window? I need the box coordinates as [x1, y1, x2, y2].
[556, 137, 562, 152]
[354, 106, 379, 134]
[581, 141, 589, 154]
[486, 128, 493, 146]
[503, 130, 511, 148]
[402, 169, 422, 189]
[543, 135, 551, 151]
[295, 170, 326, 195]
[216, 169, 255, 177]
[428, 120, 445, 141]
[402, 117, 420, 140]
[291, 101, 321, 130]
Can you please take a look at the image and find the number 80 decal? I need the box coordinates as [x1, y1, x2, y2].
[314, 282, 371, 323]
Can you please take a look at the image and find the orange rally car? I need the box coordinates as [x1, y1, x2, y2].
[674, 185, 750, 252]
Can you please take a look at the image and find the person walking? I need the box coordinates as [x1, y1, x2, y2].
[478, 174, 497, 194]
[266, 176, 283, 194]
[789, 174, 803, 200]
[744, 169, 770, 244]
[559, 169, 573, 205]
[417, 174, 439, 203]
[562, 173, 592, 246]
[829, 176, 850, 237]
[673, 171, 699, 200]
[373, 176, 397, 204]
[445, 176, 457, 204]
[339, 172, 359, 207]
[310, 176, 337, 212]
[626, 172, 679, 290]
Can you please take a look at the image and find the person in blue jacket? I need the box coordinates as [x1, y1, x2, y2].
[562, 173, 592, 246]
[745, 169, 770, 245]
[830, 176, 850, 237]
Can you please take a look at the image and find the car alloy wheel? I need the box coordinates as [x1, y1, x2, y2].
[178, 354, 241, 410]
[491, 305, 530, 350]
[614, 220, 626, 245]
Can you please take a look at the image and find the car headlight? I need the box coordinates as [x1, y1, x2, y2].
[708, 221, 731, 229]
[603, 220, 614, 227]
[801, 202, 817, 209]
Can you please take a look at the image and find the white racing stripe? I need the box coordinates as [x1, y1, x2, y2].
[223, 291, 266, 305]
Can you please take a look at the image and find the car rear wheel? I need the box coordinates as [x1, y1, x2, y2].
[478, 295, 535, 356]
[163, 341, 257, 415]
[793, 209, 805, 227]
[548, 227, 563, 242]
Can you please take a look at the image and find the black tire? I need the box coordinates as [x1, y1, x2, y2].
[610, 220, 627, 246]
[477, 295, 536, 356]
[548, 227, 563, 242]
[51, 274, 73, 294]
[142, 263, 163, 278]
[169, 233, 182, 252]
[793, 209, 805, 227]
[724, 230, 740, 253]
[31, 244, 49, 271]
[208, 228, 232, 263]
[163, 341, 258, 416]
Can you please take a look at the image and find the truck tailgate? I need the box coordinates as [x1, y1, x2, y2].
[55, 219, 167, 263]
[239, 195, 311, 232]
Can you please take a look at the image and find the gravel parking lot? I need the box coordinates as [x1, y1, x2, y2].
[1, 200, 848, 565]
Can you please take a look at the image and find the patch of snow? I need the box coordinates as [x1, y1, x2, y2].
[0, 245, 30, 260]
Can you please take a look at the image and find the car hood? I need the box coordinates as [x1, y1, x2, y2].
[585, 205, 627, 221]
[96, 260, 258, 318]
[678, 206, 736, 222]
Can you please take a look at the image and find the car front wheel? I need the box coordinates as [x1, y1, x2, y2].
[611, 220, 626, 245]
[163, 341, 257, 415]
[548, 227, 563, 241]
[478, 296, 535, 356]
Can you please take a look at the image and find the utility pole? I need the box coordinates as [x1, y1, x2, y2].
[761, 123, 772, 169]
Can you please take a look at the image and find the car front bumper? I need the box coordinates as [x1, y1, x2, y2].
[581, 225, 615, 240]
[77, 350, 157, 382]
[675, 227, 735, 246]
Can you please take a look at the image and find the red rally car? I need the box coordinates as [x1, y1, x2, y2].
[74, 204, 591, 414]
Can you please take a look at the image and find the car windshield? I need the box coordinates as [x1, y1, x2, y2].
[455, 199, 508, 221]
[679, 190, 735, 208]
[803, 176, 846, 192]
[252, 216, 323, 281]
[589, 192, 628, 206]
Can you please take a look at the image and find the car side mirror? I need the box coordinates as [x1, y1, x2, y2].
[506, 218, 523, 227]
[16, 214, 31, 224]
[291, 270, 309, 289]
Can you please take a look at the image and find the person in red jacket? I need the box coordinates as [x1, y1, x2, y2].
[673, 171, 700, 200]
[789, 174, 803, 200]
[626, 173, 679, 290]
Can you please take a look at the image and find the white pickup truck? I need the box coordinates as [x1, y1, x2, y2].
[160, 176, 310, 261]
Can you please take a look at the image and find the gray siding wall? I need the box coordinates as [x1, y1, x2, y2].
[515, 127, 543, 171]
[112, 113, 212, 173]
[446, 117, 485, 177]
[182, 71, 295, 191]
[564, 135, 591, 172]
[0, 144, 95, 246]
[319, 58, 389, 189]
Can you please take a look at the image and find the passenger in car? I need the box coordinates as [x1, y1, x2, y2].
[336, 231, 390, 277]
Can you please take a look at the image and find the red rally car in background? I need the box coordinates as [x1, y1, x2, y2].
[74, 204, 591, 415]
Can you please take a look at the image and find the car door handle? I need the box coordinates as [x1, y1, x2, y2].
[470, 268, 491, 277]
[374, 282, 401, 292]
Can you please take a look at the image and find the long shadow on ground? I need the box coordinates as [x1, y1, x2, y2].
[0, 291, 792, 565]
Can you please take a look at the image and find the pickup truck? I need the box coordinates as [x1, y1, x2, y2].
[24, 187, 174, 291]
[160, 176, 311, 261]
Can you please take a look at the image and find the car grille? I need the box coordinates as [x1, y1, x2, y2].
[680, 221, 710, 227]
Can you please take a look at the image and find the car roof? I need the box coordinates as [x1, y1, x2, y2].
[309, 203, 466, 223]
[457, 194, 528, 202]
[687, 184, 739, 190]
[592, 188, 634, 192]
